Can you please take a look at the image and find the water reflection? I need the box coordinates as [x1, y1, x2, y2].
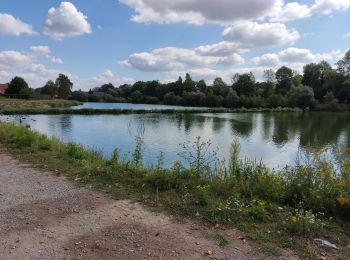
[1, 112, 349, 169]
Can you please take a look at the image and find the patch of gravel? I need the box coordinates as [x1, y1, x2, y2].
[0, 152, 288, 260]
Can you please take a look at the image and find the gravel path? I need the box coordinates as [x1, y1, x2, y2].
[0, 152, 270, 260]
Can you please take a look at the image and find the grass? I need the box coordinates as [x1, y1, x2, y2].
[0, 97, 81, 110]
[0, 121, 349, 259]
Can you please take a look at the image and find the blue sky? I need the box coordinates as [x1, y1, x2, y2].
[0, 0, 349, 90]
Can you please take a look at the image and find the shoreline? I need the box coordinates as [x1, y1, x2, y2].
[0, 121, 349, 258]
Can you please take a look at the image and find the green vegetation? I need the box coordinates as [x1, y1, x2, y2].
[3, 73, 73, 100]
[0, 97, 81, 110]
[69, 50, 350, 112]
[0, 122, 349, 258]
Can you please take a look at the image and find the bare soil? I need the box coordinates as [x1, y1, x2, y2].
[0, 152, 296, 260]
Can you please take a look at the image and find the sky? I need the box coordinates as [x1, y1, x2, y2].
[0, 0, 349, 90]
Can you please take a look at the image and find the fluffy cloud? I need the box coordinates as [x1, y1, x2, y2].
[119, 0, 281, 25]
[194, 41, 244, 56]
[311, 0, 350, 15]
[252, 48, 342, 68]
[30, 46, 63, 64]
[0, 13, 36, 36]
[270, 2, 311, 22]
[120, 0, 350, 25]
[76, 70, 134, 90]
[120, 46, 244, 72]
[0, 51, 33, 71]
[43, 2, 91, 40]
[223, 22, 299, 49]
[0, 50, 65, 87]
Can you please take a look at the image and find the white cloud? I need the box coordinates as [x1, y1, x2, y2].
[119, 0, 282, 25]
[43, 2, 91, 40]
[223, 22, 300, 49]
[270, 2, 311, 22]
[0, 51, 33, 71]
[120, 46, 244, 72]
[0, 49, 132, 90]
[344, 33, 350, 38]
[252, 48, 342, 70]
[311, 0, 350, 15]
[75, 70, 134, 90]
[30, 46, 63, 64]
[194, 41, 244, 56]
[0, 13, 36, 36]
[0, 50, 65, 87]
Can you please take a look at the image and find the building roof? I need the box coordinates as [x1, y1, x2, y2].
[0, 83, 9, 95]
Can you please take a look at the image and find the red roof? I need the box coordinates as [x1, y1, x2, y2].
[0, 83, 9, 95]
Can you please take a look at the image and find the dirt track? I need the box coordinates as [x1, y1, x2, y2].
[0, 152, 273, 260]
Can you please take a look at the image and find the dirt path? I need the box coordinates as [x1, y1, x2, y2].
[0, 152, 288, 260]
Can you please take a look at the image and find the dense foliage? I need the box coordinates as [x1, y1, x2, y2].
[71, 50, 350, 111]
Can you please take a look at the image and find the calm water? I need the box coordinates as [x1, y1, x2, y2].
[72, 102, 207, 110]
[2, 112, 350, 169]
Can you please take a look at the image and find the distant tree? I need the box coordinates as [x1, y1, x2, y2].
[6, 76, 29, 95]
[213, 77, 229, 96]
[183, 73, 196, 92]
[263, 69, 276, 83]
[130, 90, 143, 103]
[100, 83, 115, 92]
[288, 85, 315, 108]
[197, 80, 207, 92]
[223, 89, 240, 108]
[41, 80, 58, 98]
[303, 61, 332, 100]
[338, 80, 350, 104]
[232, 73, 256, 96]
[56, 74, 73, 99]
[337, 50, 350, 78]
[174, 76, 183, 96]
[276, 66, 293, 95]
[163, 92, 179, 105]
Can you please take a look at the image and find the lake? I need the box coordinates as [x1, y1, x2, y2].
[72, 102, 208, 110]
[1, 112, 349, 169]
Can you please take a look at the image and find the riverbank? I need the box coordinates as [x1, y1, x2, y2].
[0, 152, 261, 259]
[0, 107, 304, 115]
[0, 98, 81, 110]
[0, 122, 349, 259]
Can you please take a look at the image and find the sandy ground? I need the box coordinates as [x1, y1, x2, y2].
[0, 152, 297, 260]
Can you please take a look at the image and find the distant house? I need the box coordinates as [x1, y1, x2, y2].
[0, 83, 9, 95]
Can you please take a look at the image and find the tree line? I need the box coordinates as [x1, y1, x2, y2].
[3, 50, 350, 111]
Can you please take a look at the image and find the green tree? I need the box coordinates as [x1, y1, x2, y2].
[276, 66, 293, 95]
[213, 77, 229, 96]
[223, 89, 240, 108]
[197, 80, 207, 92]
[56, 74, 73, 99]
[337, 50, 350, 78]
[41, 80, 58, 98]
[288, 85, 315, 108]
[183, 73, 196, 92]
[5, 76, 29, 95]
[263, 69, 276, 83]
[302, 61, 332, 100]
[232, 73, 256, 96]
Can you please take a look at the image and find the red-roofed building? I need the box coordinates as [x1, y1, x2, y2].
[0, 83, 9, 95]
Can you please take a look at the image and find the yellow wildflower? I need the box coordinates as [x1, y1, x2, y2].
[337, 195, 347, 206]
[290, 216, 298, 223]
